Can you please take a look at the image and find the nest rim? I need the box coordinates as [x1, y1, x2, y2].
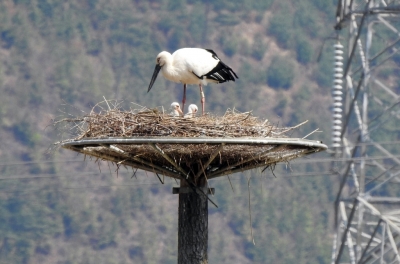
[60, 136, 327, 180]
[60, 136, 327, 149]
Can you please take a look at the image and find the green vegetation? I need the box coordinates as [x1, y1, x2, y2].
[1, 0, 396, 263]
[295, 36, 313, 65]
[267, 56, 295, 89]
[214, 13, 241, 26]
[267, 8, 294, 49]
[219, 33, 239, 57]
[251, 34, 268, 61]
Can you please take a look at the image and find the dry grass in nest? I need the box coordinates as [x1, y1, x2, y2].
[56, 100, 299, 140]
[55, 100, 321, 180]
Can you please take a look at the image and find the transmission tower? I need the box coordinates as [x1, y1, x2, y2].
[331, 1, 400, 263]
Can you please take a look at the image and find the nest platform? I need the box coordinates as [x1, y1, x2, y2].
[57, 103, 327, 181]
[61, 137, 326, 180]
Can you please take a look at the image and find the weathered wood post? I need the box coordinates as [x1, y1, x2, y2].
[176, 177, 208, 264]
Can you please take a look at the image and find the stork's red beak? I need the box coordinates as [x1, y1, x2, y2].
[147, 64, 161, 93]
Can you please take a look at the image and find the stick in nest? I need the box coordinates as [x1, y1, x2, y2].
[54, 100, 314, 149]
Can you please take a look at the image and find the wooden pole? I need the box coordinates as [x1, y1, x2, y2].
[178, 177, 208, 264]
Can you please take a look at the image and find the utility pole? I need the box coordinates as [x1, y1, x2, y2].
[177, 177, 208, 264]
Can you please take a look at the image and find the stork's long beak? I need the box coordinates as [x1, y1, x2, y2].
[177, 108, 183, 116]
[147, 64, 162, 93]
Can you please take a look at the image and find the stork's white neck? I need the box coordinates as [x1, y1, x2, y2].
[159, 52, 180, 82]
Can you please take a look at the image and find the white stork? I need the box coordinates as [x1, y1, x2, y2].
[147, 48, 238, 115]
[184, 104, 198, 118]
[170, 102, 183, 117]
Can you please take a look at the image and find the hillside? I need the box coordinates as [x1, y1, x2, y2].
[0, 0, 338, 263]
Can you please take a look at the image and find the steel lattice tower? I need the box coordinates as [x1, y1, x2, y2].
[331, 1, 400, 263]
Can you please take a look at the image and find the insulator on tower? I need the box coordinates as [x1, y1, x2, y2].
[332, 43, 344, 149]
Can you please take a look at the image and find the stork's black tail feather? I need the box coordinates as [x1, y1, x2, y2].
[194, 49, 239, 83]
[201, 61, 239, 83]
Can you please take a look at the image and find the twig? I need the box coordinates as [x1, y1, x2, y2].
[302, 128, 322, 139]
[270, 164, 277, 178]
[261, 165, 270, 173]
[131, 168, 138, 179]
[103, 96, 111, 110]
[107, 161, 113, 177]
[195, 143, 225, 179]
[227, 175, 235, 193]
[276, 120, 308, 135]
[199, 160, 213, 196]
[155, 173, 164, 184]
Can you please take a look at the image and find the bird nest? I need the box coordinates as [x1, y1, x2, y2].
[55, 101, 326, 180]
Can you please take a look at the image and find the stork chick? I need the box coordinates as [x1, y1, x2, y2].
[170, 102, 183, 117]
[184, 104, 198, 118]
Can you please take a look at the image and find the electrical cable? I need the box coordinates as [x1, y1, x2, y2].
[0, 159, 85, 166]
[2, 153, 400, 181]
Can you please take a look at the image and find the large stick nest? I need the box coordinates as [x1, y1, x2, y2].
[68, 105, 291, 139]
[55, 101, 322, 180]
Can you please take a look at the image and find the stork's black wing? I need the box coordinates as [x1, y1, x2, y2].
[194, 49, 239, 83]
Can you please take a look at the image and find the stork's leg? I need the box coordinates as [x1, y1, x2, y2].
[182, 84, 187, 111]
[199, 84, 205, 115]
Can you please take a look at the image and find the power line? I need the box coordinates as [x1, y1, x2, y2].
[292, 155, 400, 164]
[0, 182, 177, 196]
[0, 170, 335, 196]
[0, 169, 335, 182]
[0, 171, 101, 181]
[0, 139, 399, 167]
[1, 169, 397, 200]
[2, 153, 400, 173]
[0, 159, 85, 167]
[3, 153, 400, 168]
[1, 162, 397, 182]
[0, 167, 147, 180]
